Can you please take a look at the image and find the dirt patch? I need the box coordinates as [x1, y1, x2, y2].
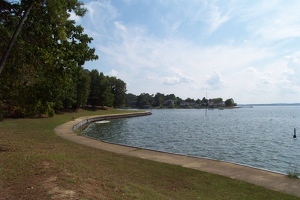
[0, 160, 77, 199]
[39, 161, 76, 199]
[44, 176, 76, 199]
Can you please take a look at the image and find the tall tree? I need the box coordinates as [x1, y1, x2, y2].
[153, 92, 164, 107]
[0, 0, 87, 75]
[0, 0, 35, 75]
[108, 76, 126, 108]
[0, 0, 98, 117]
[88, 69, 101, 107]
[125, 93, 137, 108]
[136, 93, 153, 108]
[87, 70, 114, 108]
[225, 98, 236, 107]
[98, 73, 113, 107]
[76, 69, 91, 108]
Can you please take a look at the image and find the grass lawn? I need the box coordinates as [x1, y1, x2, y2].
[0, 108, 299, 199]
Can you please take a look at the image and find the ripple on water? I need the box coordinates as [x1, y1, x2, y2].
[82, 107, 300, 174]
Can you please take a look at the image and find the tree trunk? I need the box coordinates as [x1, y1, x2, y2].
[0, 0, 35, 76]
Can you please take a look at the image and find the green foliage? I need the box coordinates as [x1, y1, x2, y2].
[125, 93, 138, 108]
[287, 167, 300, 178]
[108, 76, 127, 108]
[88, 69, 101, 107]
[225, 98, 236, 107]
[45, 0, 87, 40]
[128, 93, 235, 109]
[87, 70, 126, 108]
[136, 93, 153, 108]
[99, 73, 114, 107]
[76, 69, 91, 108]
[0, 0, 98, 117]
[153, 92, 164, 107]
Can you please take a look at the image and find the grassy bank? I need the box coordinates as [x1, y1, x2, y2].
[0, 108, 299, 199]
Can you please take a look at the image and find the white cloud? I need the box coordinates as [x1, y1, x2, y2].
[108, 69, 118, 76]
[201, 71, 227, 90]
[284, 54, 300, 87]
[160, 19, 182, 33]
[93, 28, 275, 101]
[205, 3, 231, 34]
[114, 21, 127, 32]
[68, 11, 81, 22]
[81, 0, 119, 39]
[79, 0, 300, 104]
[235, 1, 300, 43]
[163, 77, 180, 85]
[163, 67, 194, 85]
[172, 67, 193, 82]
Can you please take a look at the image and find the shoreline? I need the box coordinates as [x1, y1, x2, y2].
[54, 112, 300, 197]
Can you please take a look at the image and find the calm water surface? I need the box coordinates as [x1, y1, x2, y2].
[82, 106, 300, 174]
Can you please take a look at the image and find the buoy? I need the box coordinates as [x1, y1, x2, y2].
[293, 128, 297, 139]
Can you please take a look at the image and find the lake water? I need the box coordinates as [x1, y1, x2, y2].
[82, 106, 300, 174]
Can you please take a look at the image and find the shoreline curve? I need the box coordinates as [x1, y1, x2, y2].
[54, 112, 300, 197]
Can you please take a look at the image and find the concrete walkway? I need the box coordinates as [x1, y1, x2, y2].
[54, 114, 300, 198]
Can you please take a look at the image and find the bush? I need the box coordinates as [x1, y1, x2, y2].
[287, 167, 300, 178]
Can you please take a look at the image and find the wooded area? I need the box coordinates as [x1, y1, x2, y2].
[0, 0, 127, 118]
[125, 93, 237, 109]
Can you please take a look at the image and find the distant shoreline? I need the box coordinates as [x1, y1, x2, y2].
[238, 103, 300, 106]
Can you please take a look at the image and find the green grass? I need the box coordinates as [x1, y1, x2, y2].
[0, 108, 299, 199]
[287, 168, 300, 179]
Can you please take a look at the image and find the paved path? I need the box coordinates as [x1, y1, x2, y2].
[54, 114, 300, 198]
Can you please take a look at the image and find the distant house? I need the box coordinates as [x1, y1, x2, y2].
[208, 100, 225, 108]
[189, 102, 199, 107]
[163, 100, 175, 107]
[180, 101, 189, 107]
[218, 101, 225, 107]
[180, 101, 200, 108]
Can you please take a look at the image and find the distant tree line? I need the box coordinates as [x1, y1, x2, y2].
[125, 93, 237, 109]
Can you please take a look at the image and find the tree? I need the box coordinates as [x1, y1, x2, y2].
[174, 96, 183, 107]
[165, 94, 176, 101]
[185, 98, 195, 103]
[0, 0, 98, 117]
[125, 93, 137, 108]
[136, 93, 153, 108]
[88, 69, 101, 107]
[0, 0, 87, 76]
[210, 98, 223, 107]
[98, 73, 113, 107]
[196, 98, 202, 105]
[225, 98, 236, 107]
[87, 70, 115, 108]
[75, 68, 91, 108]
[202, 97, 208, 106]
[108, 76, 127, 108]
[153, 93, 164, 107]
[0, 0, 35, 75]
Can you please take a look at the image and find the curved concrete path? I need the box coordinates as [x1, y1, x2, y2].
[54, 114, 300, 197]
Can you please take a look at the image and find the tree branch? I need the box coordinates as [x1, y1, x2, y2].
[0, 0, 35, 76]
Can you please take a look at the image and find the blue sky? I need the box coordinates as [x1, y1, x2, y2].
[71, 0, 300, 104]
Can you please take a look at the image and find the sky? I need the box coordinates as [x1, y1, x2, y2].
[70, 0, 300, 104]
